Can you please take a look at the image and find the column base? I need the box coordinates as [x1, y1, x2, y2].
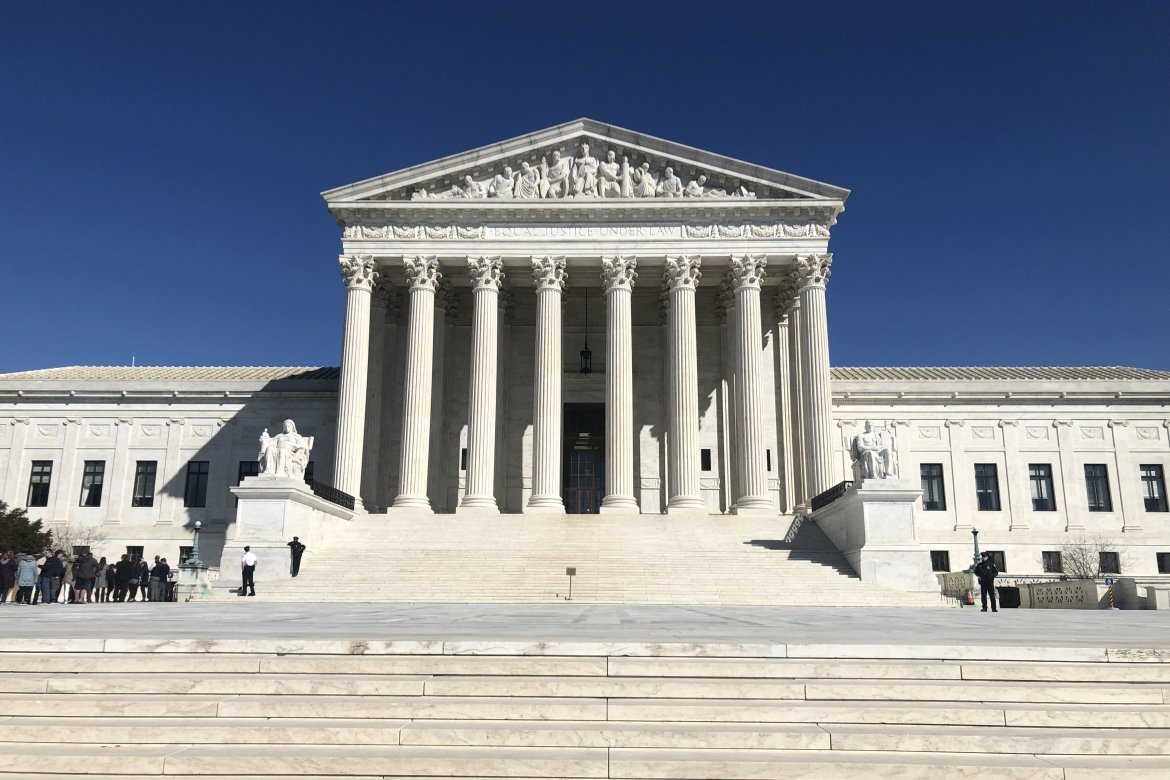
[526, 495, 565, 514]
[457, 495, 499, 514]
[667, 495, 707, 516]
[732, 495, 775, 516]
[392, 494, 432, 511]
[600, 495, 639, 514]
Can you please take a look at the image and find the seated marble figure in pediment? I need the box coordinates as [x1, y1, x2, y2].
[398, 139, 762, 202]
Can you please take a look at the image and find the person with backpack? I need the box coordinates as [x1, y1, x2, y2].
[973, 551, 999, 613]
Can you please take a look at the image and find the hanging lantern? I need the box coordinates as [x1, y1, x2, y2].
[580, 288, 593, 374]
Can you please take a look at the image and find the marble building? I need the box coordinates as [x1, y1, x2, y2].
[1, 119, 1168, 581]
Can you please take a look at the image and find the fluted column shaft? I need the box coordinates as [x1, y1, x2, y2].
[666, 256, 705, 511]
[528, 256, 566, 512]
[794, 254, 835, 500]
[730, 255, 773, 514]
[461, 257, 504, 511]
[394, 256, 441, 510]
[601, 256, 639, 512]
[787, 294, 808, 511]
[773, 287, 795, 514]
[333, 255, 378, 507]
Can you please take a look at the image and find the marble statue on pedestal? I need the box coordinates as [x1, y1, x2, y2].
[850, 420, 896, 480]
[259, 419, 315, 480]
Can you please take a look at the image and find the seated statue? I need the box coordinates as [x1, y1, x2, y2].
[850, 420, 896, 480]
[259, 419, 315, 480]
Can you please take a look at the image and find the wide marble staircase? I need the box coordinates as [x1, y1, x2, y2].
[215, 513, 943, 606]
[0, 638, 1167, 778]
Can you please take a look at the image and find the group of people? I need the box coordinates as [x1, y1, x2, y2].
[0, 550, 175, 606]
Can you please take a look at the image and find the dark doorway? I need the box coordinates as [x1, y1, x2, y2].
[564, 403, 605, 514]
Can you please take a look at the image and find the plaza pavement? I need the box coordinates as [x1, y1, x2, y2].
[2, 602, 1169, 649]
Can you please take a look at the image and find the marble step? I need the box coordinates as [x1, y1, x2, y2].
[5, 716, 1164, 755]
[0, 742, 610, 777]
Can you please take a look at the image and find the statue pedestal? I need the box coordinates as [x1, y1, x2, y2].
[812, 478, 938, 594]
[221, 476, 353, 587]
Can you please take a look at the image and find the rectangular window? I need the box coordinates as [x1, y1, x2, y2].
[1099, 551, 1120, 575]
[766, 449, 772, 472]
[183, 461, 210, 508]
[1029, 464, 1056, 511]
[235, 460, 260, 507]
[179, 546, 193, 565]
[1042, 551, 1063, 573]
[27, 460, 52, 507]
[700, 449, 712, 472]
[131, 461, 157, 507]
[930, 550, 950, 572]
[988, 550, 1006, 573]
[79, 460, 105, 507]
[1158, 553, 1170, 575]
[1084, 464, 1112, 512]
[1141, 465, 1168, 512]
[974, 463, 1001, 511]
[126, 545, 144, 563]
[920, 464, 946, 511]
[460, 448, 468, 471]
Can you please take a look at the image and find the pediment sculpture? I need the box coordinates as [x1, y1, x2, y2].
[850, 421, 897, 480]
[258, 419, 314, 480]
[410, 141, 756, 201]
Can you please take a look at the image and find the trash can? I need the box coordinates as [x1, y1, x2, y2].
[996, 586, 1021, 609]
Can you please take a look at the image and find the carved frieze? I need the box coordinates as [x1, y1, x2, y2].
[402, 141, 760, 202]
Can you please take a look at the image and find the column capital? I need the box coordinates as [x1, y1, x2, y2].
[729, 254, 767, 291]
[339, 255, 378, 291]
[601, 255, 638, 293]
[371, 278, 397, 311]
[775, 277, 799, 314]
[403, 255, 441, 291]
[468, 256, 505, 292]
[532, 255, 567, 291]
[664, 255, 702, 291]
[792, 253, 832, 291]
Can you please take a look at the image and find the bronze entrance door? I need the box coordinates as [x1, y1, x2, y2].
[563, 403, 605, 514]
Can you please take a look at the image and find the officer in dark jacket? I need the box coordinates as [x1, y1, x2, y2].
[973, 551, 999, 612]
[287, 537, 306, 577]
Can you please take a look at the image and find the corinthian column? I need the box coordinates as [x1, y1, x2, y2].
[793, 253, 835, 499]
[527, 256, 566, 512]
[600, 255, 639, 513]
[460, 256, 504, 512]
[393, 256, 441, 510]
[729, 254, 773, 514]
[665, 256, 705, 512]
[333, 255, 378, 508]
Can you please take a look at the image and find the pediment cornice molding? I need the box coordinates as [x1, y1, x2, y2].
[322, 118, 850, 207]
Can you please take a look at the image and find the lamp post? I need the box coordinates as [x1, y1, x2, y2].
[185, 520, 203, 567]
[970, 527, 981, 570]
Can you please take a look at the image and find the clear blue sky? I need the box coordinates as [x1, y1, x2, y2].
[2, 1, 1167, 373]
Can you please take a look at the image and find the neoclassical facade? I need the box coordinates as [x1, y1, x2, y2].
[1, 120, 1168, 578]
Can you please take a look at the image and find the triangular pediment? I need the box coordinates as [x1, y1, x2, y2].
[322, 119, 849, 204]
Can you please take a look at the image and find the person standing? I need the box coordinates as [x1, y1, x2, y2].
[15, 552, 38, 605]
[0, 553, 15, 604]
[148, 555, 164, 602]
[112, 554, 132, 602]
[287, 537, 306, 577]
[39, 550, 64, 606]
[974, 551, 999, 613]
[153, 558, 171, 602]
[74, 550, 98, 604]
[94, 557, 109, 603]
[240, 546, 257, 596]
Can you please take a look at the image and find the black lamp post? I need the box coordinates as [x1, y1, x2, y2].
[970, 527, 981, 571]
[579, 288, 592, 374]
[185, 520, 203, 567]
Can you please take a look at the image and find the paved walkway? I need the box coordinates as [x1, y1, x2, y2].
[2, 603, 1169, 648]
